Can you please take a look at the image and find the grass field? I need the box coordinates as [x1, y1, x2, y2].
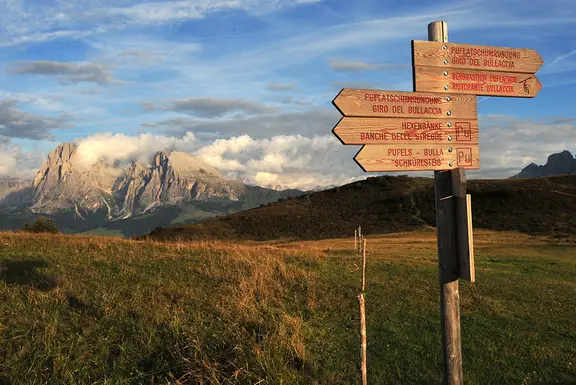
[1, 229, 575, 384]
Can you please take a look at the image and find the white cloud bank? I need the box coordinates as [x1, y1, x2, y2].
[74, 132, 198, 167]
[0, 143, 47, 179]
[70, 131, 360, 190]
[2, 115, 576, 190]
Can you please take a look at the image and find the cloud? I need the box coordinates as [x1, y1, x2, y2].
[0, 100, 73, 140]
[466, 115, 576, 179]
[0, 92, 64, 112]
[330, 81, 378, 90]
[141, 113, 576, 185]
[74, 132, 198, 168]
[274, 96, 313, 106]
[119, 49, 164, 63]
[0, 0, 324, 47]
[0, 143, 47, 179]
[141, 108, 340, 138]
[327, 58, 408, 72]
[74, 88, 103, 95]
[7, 112, 576, 188]
[104, 1, 243, 24]
[192, 134, 362, 189]
[267, 83, 295, 91]
[69, 131, 361, 191]
[144, 97, 278, 118]
[99, 0, 325, 26]
[6, 60, 125, 85]
[539, 48, 576, 75]
[89, 38, 202, 69]
[0, 29, 100, 48]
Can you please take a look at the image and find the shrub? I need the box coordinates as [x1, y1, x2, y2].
[21, 217, 60, 234]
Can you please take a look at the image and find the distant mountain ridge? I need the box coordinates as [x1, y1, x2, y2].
[512, 150, 576, 178]
[0, 142, 304, 235]
[29, 143, 255, 218]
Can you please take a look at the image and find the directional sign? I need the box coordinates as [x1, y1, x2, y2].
[354, 144, 480, 172]
[332, 117, 478, 145]
[412, 40, 544, 74]
[414, 66, 542, 97]
[332, 88, 477, 119]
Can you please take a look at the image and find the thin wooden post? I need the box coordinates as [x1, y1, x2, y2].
[358, 293, 367, 385]
[358, 237, 368, 385]
[355, 229, 358, 252]
[426, 20, 464, 385]
[361, 238, 367, 292]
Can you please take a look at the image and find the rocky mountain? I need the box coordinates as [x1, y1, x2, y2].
[0, 142, 304, 236]
[31, 142, 121, 217]
[513, 150, 576, 178]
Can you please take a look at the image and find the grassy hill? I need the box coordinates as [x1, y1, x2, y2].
[1, 230, 575, 384]
[144, 174, 576, 242]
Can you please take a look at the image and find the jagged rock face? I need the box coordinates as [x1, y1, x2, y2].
[515, 150, 576, 178]
[28, 143, 250, 218]
[115, 151, 247, 217]
[31, 143, 120, 216]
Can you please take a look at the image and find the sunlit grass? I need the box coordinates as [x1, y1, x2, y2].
[1, 230, 574, 384]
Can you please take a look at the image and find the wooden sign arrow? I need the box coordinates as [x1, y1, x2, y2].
[414, 66, 542, 97]
[332, 117, 478, 145]
[332, 88, 477, 119]
[412, 40, 544, 74]
[354, 144, 480, 172]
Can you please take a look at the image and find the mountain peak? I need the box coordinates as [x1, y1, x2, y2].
[513, 150, 576, 178]
[26, 142, 247, 217]
[51, 142, 77, 161]
[153, 151, 222, 179]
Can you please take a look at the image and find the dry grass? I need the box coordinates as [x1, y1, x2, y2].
[0, 230, 575, 384]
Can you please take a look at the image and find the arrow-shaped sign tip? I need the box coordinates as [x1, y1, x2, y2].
[536, 76, 542, 89]
[331, 89, 345, 116]
[353, 146, 367, 172]
[331, 117, 346, 145]
[535, 52, 544, 71]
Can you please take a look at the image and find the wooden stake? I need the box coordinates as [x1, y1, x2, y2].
[355, 229, 358, 252]
[424, 20, 464, 385]
[358, 237, 368, 385]
[358, 293, 367, 385]
[362, 238, 367, 292]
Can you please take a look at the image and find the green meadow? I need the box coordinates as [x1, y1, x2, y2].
[1, 230, 574, 384]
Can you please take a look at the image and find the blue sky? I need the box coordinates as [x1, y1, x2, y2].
[0, 0, 575, 188]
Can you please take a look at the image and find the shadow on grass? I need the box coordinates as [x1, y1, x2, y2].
[0, 259, 60, 291]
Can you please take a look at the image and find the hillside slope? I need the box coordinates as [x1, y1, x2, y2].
[146, 174, 576, 241]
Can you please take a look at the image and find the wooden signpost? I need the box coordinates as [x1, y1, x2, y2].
[332, 117, 479, 145]
[414, 66, 542, 97]
[412, 39, 543, 98]
[332, 89, 477, 118]
[354, 144, 480, 172]
[331, 19, 543, 385]
[412, 41, 544, 73]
